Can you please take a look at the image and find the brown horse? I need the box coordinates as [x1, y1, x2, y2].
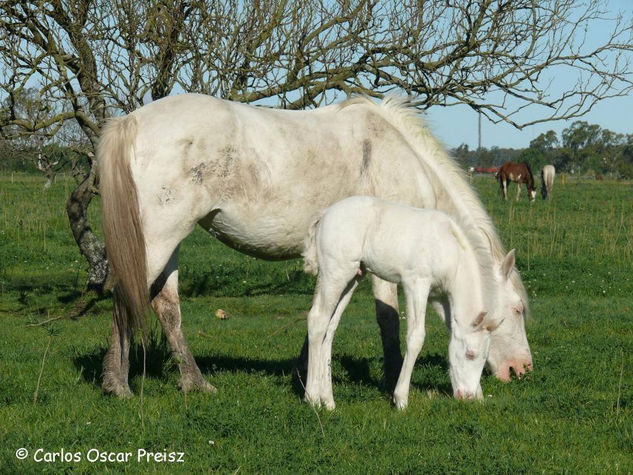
[497, 162, 536, 201]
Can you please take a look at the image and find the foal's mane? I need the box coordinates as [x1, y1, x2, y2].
[341, 96, 529, 317]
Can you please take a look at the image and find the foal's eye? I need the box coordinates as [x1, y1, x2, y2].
[465, 350, 476, 360]
[513, 305, 523, 316]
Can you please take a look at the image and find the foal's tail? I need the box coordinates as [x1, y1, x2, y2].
[98, 115, 149, 333]
[302, 211, 324, 275]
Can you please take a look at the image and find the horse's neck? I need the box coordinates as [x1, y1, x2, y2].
[448, 248, 485, 325]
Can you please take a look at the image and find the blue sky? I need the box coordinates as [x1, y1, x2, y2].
[426, 0, 633, 150]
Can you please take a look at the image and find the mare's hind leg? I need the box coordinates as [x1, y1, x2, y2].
[151, 247, 215, 393]
[102, 300, 132, 397]
[372, 276, 403, 393]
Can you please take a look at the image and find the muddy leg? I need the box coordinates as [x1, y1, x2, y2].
[151, 249, 215, 393]
[102, 296, 133, 398]
[372, 276, 403, 393]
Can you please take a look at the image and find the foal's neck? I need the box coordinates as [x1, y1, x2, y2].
[448, 248, 485, 325]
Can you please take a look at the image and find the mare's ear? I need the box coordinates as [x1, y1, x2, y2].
[501, 249, 516, 281]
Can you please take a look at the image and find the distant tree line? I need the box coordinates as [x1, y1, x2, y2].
[453, 121, 633, 179]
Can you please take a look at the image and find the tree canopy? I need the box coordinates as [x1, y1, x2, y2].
[1, 0, 632, 289]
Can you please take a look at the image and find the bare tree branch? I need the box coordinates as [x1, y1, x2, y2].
[1, 0, 631, 290]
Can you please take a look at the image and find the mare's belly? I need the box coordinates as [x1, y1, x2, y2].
[197, 205, 313, 260]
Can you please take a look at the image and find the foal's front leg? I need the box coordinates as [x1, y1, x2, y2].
[393, 280, 431, 410]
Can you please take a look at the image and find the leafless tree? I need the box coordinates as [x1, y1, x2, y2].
[1, 0, 632, 292]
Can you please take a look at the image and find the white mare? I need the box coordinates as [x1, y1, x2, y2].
[303, 196, 514, 409]
[98, 94, 532, 398]
[541, 164, 555, 200]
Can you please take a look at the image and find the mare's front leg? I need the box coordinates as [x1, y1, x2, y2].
[393, 280, 430, 410]
[372, 276, 403, 393]
[151, 248, 215, 393]
[102, 296, 132, 398]
[516, 182, 522, 201]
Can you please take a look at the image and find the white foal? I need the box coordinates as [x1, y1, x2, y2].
[303, 196, 507, 410]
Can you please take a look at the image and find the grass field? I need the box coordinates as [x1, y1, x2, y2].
[1, 173, 632, 473]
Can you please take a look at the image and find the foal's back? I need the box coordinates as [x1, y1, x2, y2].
[317, 196, 461, 283]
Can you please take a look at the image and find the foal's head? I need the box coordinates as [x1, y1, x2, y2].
[449, 310, 501, 400]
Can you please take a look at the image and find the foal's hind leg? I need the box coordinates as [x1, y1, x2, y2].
[372, 276, 403, 393]
[319, 278, 360, 409]
[305, 271, 357, 409]
[151, 247, 215, 393]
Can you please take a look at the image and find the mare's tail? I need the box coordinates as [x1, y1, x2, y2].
[98, 115, 149, 334]
[302, 211, 324, 275]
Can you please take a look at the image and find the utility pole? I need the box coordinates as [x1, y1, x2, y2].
[478, 111, 482, 151]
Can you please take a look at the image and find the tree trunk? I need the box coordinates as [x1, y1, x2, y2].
[66, 164, 110, 294]
[43, 170, 55, 189]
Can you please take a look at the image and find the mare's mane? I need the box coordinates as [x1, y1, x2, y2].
[341, 96, 529, 317]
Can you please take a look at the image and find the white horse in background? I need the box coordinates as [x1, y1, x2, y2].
[541, 165, 556, 200]
[303, 196, 515, 409]
[98, 94, 532, 398]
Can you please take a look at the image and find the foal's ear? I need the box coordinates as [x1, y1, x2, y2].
[501, 249, 516, 281]
[472, 311, 487, 328]
[472, 311, 501, 332]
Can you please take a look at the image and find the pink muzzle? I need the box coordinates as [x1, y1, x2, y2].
[495, 357, 533, 382]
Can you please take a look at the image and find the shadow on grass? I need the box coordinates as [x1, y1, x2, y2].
[341, 352, 452, 396]
[72, 334, 173, 390]
[73, 341, 452, 398]
[179, 269, 314, 298]
[410, 352, 453, 396]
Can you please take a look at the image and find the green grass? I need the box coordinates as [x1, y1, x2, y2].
[1, 173, 632, 473]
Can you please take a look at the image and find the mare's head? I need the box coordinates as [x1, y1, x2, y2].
[487, 249, 533, 381]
